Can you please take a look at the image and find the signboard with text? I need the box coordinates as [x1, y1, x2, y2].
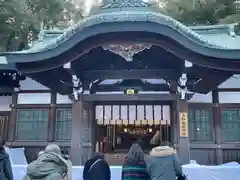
[179, 112, 188, 137]
[125, 89, 136, 94]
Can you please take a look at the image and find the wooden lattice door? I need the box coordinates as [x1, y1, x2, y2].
[0, 112, 9, 141]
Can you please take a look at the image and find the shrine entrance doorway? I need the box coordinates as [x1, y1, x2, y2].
[94, 102, 173, 165]
[71, 94, 188, 166]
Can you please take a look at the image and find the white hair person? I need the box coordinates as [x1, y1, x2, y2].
[45, 143, 62, 155]
[38, 151, 44, 157]
[44, 143, 72, 180]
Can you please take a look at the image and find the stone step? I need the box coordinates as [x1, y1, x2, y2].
[104, 153, 150, 165]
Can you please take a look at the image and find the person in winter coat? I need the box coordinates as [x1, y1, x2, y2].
[83, 152, 111, 180]
[38, 151, 44, 157]
[146, 143, 183, 180]
[122, 143, 150, 180]
[0, 140, 13, 180]
[23, 143, 68, 180]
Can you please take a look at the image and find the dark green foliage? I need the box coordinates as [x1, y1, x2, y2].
[0, 0, 82, 52]
[161, 0, 239, 25]
[159, 0, 240, 34]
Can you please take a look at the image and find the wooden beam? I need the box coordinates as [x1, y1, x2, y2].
[29, 72, 72, 95]
[10, 141, 70, 147]
[91, 83, 170, 93]
[169, 81, 178, 93]
[188, 67, 233, 93]
[83, 69, 180, 80]
[0, 87, 13, 93]
[81, 94, 177, 102]
[217, 88, 240, 92]
[15, 104, 52, 108]
[63, 62, 76, 76]
[19, 90, 51, 93]
[193, 76, 231, 94]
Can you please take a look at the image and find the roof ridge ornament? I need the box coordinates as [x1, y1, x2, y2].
[101, 0, 152, 8]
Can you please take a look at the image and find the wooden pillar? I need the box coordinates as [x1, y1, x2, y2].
[84, 104, 95, 162]
[8, 92, 18, 142]
[71, 95, 94, 165]
[47, 92, 57, 142]
[90, 105, 96, 156]
[3, 112, 10, 141]
[171, 103, 179, 148]
[176, 97, 190, 165]
[212, 90, 222, 164]
[71, 96, 83, 165]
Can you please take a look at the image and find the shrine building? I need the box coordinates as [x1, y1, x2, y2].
[1, 0, 240, 165]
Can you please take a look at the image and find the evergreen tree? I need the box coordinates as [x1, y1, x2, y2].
[158, 0, 240, 33]
[0, 0, 82, 52]
[160, 0, 239, 25]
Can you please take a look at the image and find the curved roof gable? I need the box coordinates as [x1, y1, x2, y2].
[2, 0, 239, 55]
[24, 24, 237, 54]
[6, 12, 232, 55]
[1, 0, 240, 65]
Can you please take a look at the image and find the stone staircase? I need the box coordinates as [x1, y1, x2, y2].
[104, 153, 150, 165]
[105, 153, 126, 165]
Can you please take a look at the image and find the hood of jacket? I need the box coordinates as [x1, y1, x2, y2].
[26, 152, 68, 179]
[150, 146, 176, 157]
[0, 149, 9, 160]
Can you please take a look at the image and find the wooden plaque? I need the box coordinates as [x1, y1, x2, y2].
[179, 112, 189, 137]
[126, 89, 135, 94]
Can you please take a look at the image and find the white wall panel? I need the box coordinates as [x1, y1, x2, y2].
[162, 105, 170, 124]
[57, 94, 72, 104]
[16, 75, 240, 104]
[96, 92, 124, 94]
[188, 92, 212, 103]
[17, 93, 51, 104]
[218, 74, 240, 88]
[219, 92, 240, 103]
[20, 77, 49, 90]
[0, 96, 11, 111]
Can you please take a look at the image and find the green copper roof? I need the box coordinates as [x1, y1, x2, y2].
[189, 24, 240, 49]
[25, 23, 238, 53]
[11, 22, 240, 56]
[25, 29, 64, 53]
[0, 64, 15, 70]
[0, 56, 7, 64]
[1, 0, 240, 56]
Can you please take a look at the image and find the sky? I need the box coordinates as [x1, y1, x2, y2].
[73, 0, 102, 16]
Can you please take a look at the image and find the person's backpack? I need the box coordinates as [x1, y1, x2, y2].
[88, 159, 102, 172]
[87, 159, 102, 180]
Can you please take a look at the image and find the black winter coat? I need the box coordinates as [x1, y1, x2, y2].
[83, 156, 111, 180]
[0, 148, 13, 180]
